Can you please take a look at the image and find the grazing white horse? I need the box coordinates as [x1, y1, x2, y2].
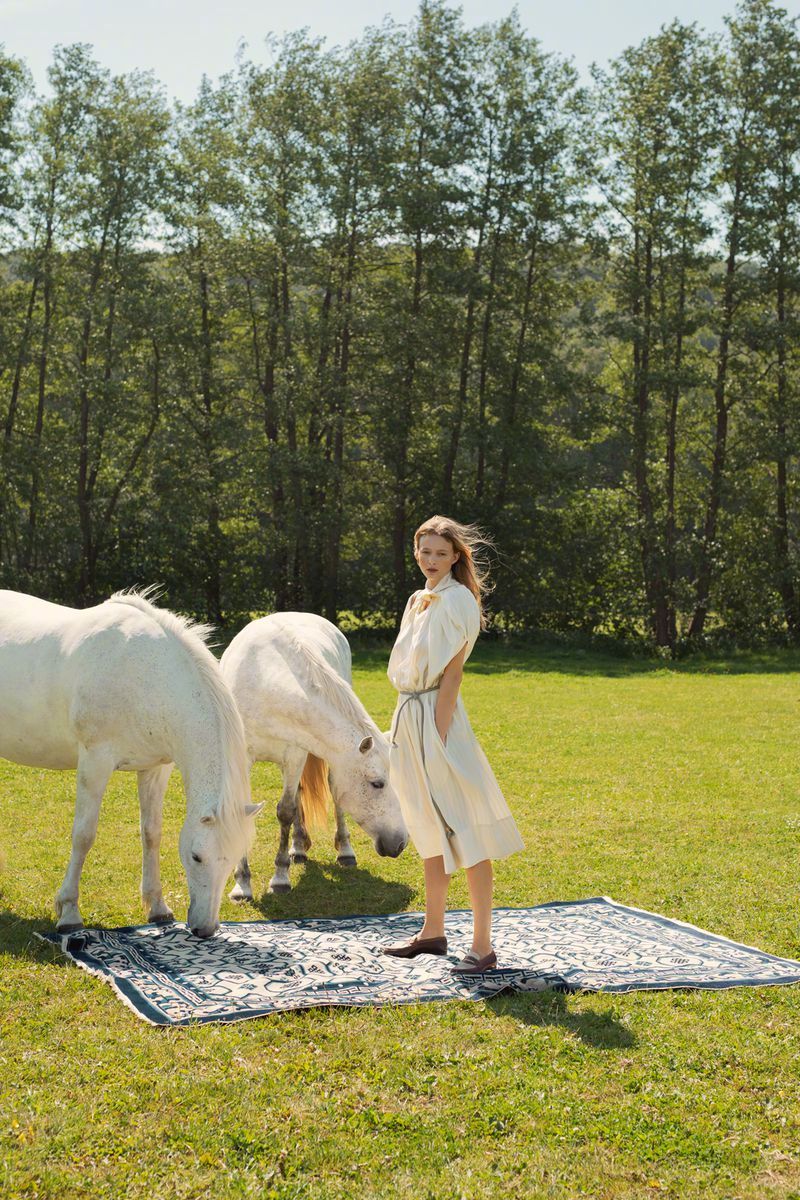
[219, 611, 408, 895]
[0, 588, 261, 937]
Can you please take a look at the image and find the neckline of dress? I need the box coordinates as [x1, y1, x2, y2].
[424, 569, 456, 594]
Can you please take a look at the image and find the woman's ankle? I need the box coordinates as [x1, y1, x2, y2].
[419, 925, 446, 941]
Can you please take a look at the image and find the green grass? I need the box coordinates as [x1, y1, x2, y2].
[3, 646, 800, 1199]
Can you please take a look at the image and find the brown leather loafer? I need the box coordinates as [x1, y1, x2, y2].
[450, 949, 498, 974]
[382, 935, 448, 958]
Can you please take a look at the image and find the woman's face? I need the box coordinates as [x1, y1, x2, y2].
[415, 533, 460, 584]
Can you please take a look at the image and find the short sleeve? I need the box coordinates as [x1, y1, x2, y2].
[426, 585, 481, 683]
[399, 592, 417, 627]
[387, 591, 420, 686]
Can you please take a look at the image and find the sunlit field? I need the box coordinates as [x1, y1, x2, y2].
[3, 644, 800, 1199]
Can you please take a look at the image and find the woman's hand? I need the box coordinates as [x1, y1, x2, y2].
[434, 643, 468, 745]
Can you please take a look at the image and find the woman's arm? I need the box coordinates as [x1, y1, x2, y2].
[434, 643, 468, 745]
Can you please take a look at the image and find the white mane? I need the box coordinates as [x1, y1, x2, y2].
[278, 626, 380, 740]
[106, 586, 253, 855]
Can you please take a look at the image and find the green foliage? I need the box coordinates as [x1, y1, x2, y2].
[0, 2, 799, 647]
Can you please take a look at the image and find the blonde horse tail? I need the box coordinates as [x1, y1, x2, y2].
[299, 753, 331, 829]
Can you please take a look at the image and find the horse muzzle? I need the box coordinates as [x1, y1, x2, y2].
[189, 921, 219, 939]
[187, 900, 220, 939]
[375, 832, 408, 858]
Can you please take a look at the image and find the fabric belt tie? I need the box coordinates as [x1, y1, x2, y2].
[389, 682, 455, 840]
[389, 684, 441, 744]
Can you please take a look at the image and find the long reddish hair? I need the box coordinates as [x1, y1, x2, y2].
[413, 515, 495, 631]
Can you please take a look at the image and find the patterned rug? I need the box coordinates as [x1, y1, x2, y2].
[37, 897, 800, 1026]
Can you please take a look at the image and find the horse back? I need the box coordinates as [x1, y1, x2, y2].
[0, 591, 180, 770]
[221, 611, 352, 756]
[238, 612, 350, 674]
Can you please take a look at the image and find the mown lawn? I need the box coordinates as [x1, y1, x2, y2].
[3, 644, 800, 1199]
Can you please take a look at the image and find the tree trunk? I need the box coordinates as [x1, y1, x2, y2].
[246, 273, 289, 610]
[660, 207, 693, 650]
[3, 271, 39, 445]
[23, 250, 55, 577]
[198, 260, 223, 625]
[306, 268, 334, 612]
[0, 269, 39, 571]
[77, 213, 113, 604]
[630, 217, 663, 642]
[773, 235, 799, 638]
[662, 281, 684, 649]
[443, 145, 492, 508]
[393, 229, 424, 621]
[279, 229, 305, 609]
[688, 169, 742, 639]
[475, 199, 505, 501]
[323, 218, 357, 623]
[496, 227, 538, 511]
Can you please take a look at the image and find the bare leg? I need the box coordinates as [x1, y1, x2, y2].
[417, 855, 452, 940]
[464, 858, 493, 957]
[55, 745, 116, 932]
[138, 763, 175, 923]
[333, 801, 356, 867]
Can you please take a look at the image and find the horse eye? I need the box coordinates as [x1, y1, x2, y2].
[370, 780, 385, 790]
[192, 853, 202, 864]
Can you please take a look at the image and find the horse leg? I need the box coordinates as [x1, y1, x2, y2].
[55, 744, 115, 932]
[138, 763, 175, 924]
[230, 758, 256, 902]
[334, 800, 357, 868]
[229, 855, 253, 903]
[269, 749, 305, 893]
[290, 799, 313, 865]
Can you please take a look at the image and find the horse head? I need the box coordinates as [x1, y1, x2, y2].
[180, 801, 263, 937]
[327, 731, 408, 858]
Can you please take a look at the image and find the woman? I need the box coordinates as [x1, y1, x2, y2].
[383, 515, 524, 973]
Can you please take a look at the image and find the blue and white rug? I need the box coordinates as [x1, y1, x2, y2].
[38, 897, 800, 1026]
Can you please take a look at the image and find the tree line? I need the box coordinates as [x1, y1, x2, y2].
[0, 0, 798, 649]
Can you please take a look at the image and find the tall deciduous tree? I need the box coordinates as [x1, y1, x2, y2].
[592, 22, 722, 646]
[688, 1, 779, 638]
[739, 1, 800, 638]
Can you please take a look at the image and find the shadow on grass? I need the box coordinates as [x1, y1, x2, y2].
[486, 988, 637, 1048]
[0, 907, 70, 963]
[249, 859, 415, 921]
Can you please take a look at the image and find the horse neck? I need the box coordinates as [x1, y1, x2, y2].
[299, 697, 373, 762]
[172, 698, 235, 813]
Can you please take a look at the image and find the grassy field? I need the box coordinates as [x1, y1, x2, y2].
[3, 644, 800, 1199]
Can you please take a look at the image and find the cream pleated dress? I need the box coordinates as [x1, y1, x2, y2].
[387, 569, 525, 874]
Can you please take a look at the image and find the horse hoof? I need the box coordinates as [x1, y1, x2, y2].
[290, 852, 308, 865]
[269, 883, 291, 894]
[229, 888, 252, 903]
[56, 922, 84, 935]
[151, 912, 175, 926]
[337, 855, 357, 868]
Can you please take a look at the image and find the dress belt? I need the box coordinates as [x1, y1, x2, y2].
[389, 682, 455, 840]
[389, 683, 441, 744]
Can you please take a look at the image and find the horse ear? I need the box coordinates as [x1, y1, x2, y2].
[245, 802, 264, 818]
[200, 811, 217, 826]
[359, 735, 374, 754]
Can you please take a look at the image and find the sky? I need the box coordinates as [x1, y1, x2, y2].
[1, 0, 798, 102]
